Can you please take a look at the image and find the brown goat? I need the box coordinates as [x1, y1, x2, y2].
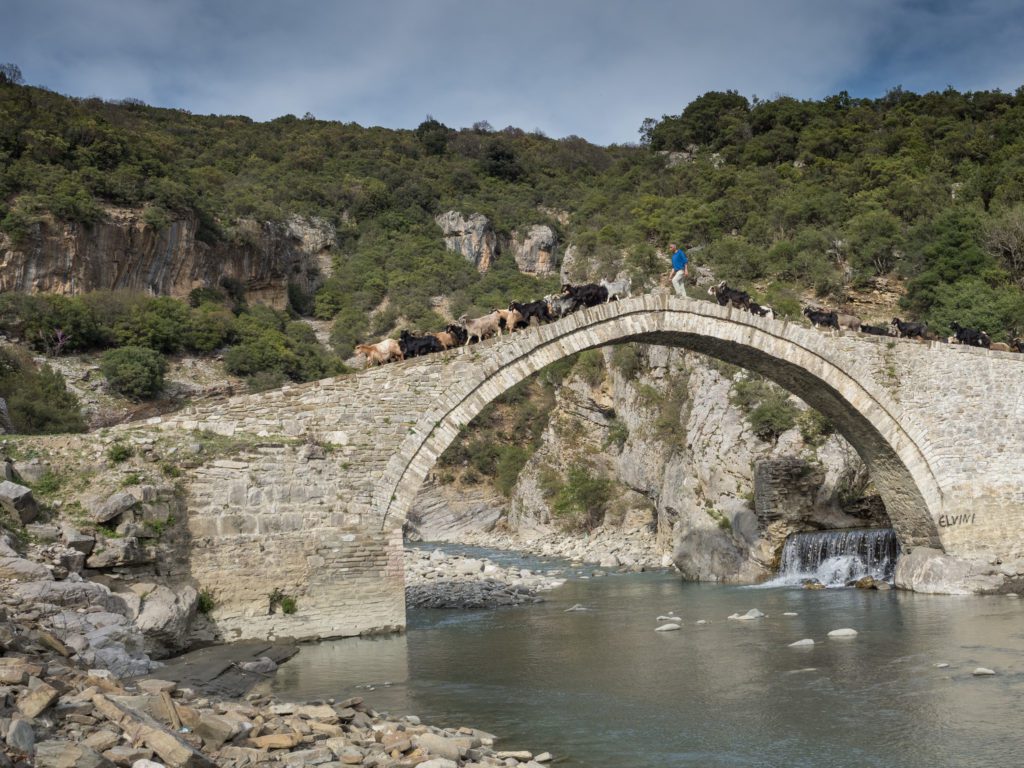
[355, 339, 403, 366]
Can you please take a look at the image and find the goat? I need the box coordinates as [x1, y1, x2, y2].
[1012, 338, 1024, 353]
[859, 323, 891, 336]
[546, 293, 579, 318]
[990, 341, 1012, 352]
[803, 307, 839, 330]
[355, 339, 403, 367]
[430, 330, 459, 350]
[599, 277, 632, 302]
[458, 311, 504, 345]
[949, 322, 990, 348]
[836, 313, 861, 332]
[445, 323, 469, 347]
[707, 281, 750, 310]
[891, 317, 928, 339]
[747, 302, 774, 319]
[561, 283, 609, 308]
[493, 307, 524, 334]
[509, 299, 553, 328]
[399, 330, 443, 358]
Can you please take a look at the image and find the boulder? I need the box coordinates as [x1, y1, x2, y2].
[827, 628, 858, 638]
[18, 680, 60, 717]
[34, 740, 112, 768]
[6, 717, 35, 756]
[655, 623, 682, 632]
[972, 667, 996, 676]
[0, 480, 38, 524]
[728, 609, 766, 621]
[894, 548, 1008, 594]
[0, 552, 53, 581]
[435, 211, 498, 272]
[62, 525, 97, 556]
[134, 585, 198, 658]
[87, 538, 155, 569]
[788, 639, 815, 647]
[414, 733, 462, 762]
[92, 492, 137, 524]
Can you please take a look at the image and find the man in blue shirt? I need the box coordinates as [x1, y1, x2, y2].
[670, 243, 688, 295]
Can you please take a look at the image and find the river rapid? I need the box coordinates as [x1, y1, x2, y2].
[266, 547, 1024, 768]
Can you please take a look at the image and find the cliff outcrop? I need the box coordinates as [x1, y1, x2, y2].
[0, 208, 334, 308]
[436, 211, 558, 275]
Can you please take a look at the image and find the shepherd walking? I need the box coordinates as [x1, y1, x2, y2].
[670, 243, 689, 295]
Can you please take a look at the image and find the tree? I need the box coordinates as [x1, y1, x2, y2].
[986, 205, 1024, 287]
[100, 346, 167, 399]
[0, 63, 23, 85]
[415, 116, 449, 156]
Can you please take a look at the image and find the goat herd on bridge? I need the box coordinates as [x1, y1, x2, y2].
[354, 277, 1024, 367]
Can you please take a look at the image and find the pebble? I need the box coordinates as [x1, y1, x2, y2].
[827, 628, 858, 638]
[934, 663, 950, 668]
[788, 639, 815, 647]
[783, 612, 799, 616]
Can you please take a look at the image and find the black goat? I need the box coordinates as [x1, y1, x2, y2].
[561, 283, 608, 308]
[509, 299, 553, 328]
[707, 281, 751, 310]
[949, 322, 991, 348]
[803, 307, 839, 330]
[859, 323, 891, 336]
[1012, 338, 1024, 353]
[890, 317, 928, 339]
[748, 302, 774, 319]
[399, 329, 443, 358]
[445, 323, 469, 346]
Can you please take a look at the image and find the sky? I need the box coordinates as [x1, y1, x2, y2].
[3, 0, 1024, 146]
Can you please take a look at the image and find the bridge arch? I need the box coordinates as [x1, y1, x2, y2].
[376, 294, 943, 550]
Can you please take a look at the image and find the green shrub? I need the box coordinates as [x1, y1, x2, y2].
[0, 347, 85, 434]
[550, 464, 613, 531]
[269, 588, 297, 615]
[100, 346, 167, 399]
[573, 349, 605, 386]
[106, 442, 133, 464]
[611, 344, 642, 379]
[730, 376, 799, 442]
[797, 409, 834, 445]
[197, 589, 215, 614]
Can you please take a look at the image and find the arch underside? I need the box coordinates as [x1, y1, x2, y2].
[378, 302, 944, 551]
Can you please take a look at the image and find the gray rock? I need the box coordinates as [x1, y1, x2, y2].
[6, 717, 34, 755]
[35, 740, 113, 768]
[655, 623, 682, 632]
[0, 480, 38, 524]
[729, 609, 766, 621]
[827, 628, 858, 638]
[972, 667, 996, 676]
[238, 656, 277, 674]
[414, 733, 462, 761]
[418, 760, 458, 768]
[894, 548, 1008, 595]
[62, 525, 96, 556]
[26, 523, 60, 542]
[91, 491, 137, 524]
[788, 638, 815, 647]
[86, 538, 155, 569]
[10, 580, 131, 615]
[0, 553, 52, 582]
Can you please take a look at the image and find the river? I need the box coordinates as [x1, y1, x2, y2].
[265, 547, 1024, 767]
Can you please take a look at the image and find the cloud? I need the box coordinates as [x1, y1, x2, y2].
[2, 0, 1023, 145]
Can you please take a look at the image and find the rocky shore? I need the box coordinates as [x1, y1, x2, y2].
[0, 610, 555, 768]
[404, 547, 566, 610]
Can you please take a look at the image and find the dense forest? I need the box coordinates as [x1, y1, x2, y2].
[2, 67, 1024, 432]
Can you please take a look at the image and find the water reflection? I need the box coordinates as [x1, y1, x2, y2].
[265, 569, 1024, 768]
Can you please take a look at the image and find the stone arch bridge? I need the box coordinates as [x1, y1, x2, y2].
[146, 295, 1024, 641]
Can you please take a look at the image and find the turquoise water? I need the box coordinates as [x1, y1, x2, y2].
[266, 552, 1024, 767]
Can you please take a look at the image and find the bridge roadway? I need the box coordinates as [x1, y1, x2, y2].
[144, 294, 1024, 640]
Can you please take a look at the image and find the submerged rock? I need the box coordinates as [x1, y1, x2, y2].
[728, 608, 766, 621]
[789, 638, 815, 647]
[655, 623, 682, 632]
[972, 667, 996, 676]
[828, 628, 858, 638]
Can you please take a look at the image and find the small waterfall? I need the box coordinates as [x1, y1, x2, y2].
[765, 528, 899, 587]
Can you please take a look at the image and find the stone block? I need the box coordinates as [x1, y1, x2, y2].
[0, 480, 38, 524]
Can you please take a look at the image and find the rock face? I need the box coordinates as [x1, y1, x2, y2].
[435, 211, 499, 272]
[510, 225, 558, 275]
[132, 584, 200, 658]
[0, 208, 334, 308]
[408, 478, 504, 540]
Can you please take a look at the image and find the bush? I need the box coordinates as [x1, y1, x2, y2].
[107, 441, 133, 463]
[730, 376, 798, 442]
[197, 590, 215, 614]
[550, 464, 613, 531]
[100, 346, 167, 399]
[0, 348, 85, 434]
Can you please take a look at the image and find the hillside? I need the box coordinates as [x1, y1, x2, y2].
[2, 79, 1024, 436]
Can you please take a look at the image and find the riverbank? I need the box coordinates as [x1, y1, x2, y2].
[0, 609, 556, 767]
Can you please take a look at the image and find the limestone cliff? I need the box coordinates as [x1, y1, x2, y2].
[435, 211, 558, 275]
[0, 208, 334, 308]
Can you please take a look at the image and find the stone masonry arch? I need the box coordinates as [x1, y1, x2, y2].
[377, 295, 942, 549]
[153, 293, 1024, 640]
